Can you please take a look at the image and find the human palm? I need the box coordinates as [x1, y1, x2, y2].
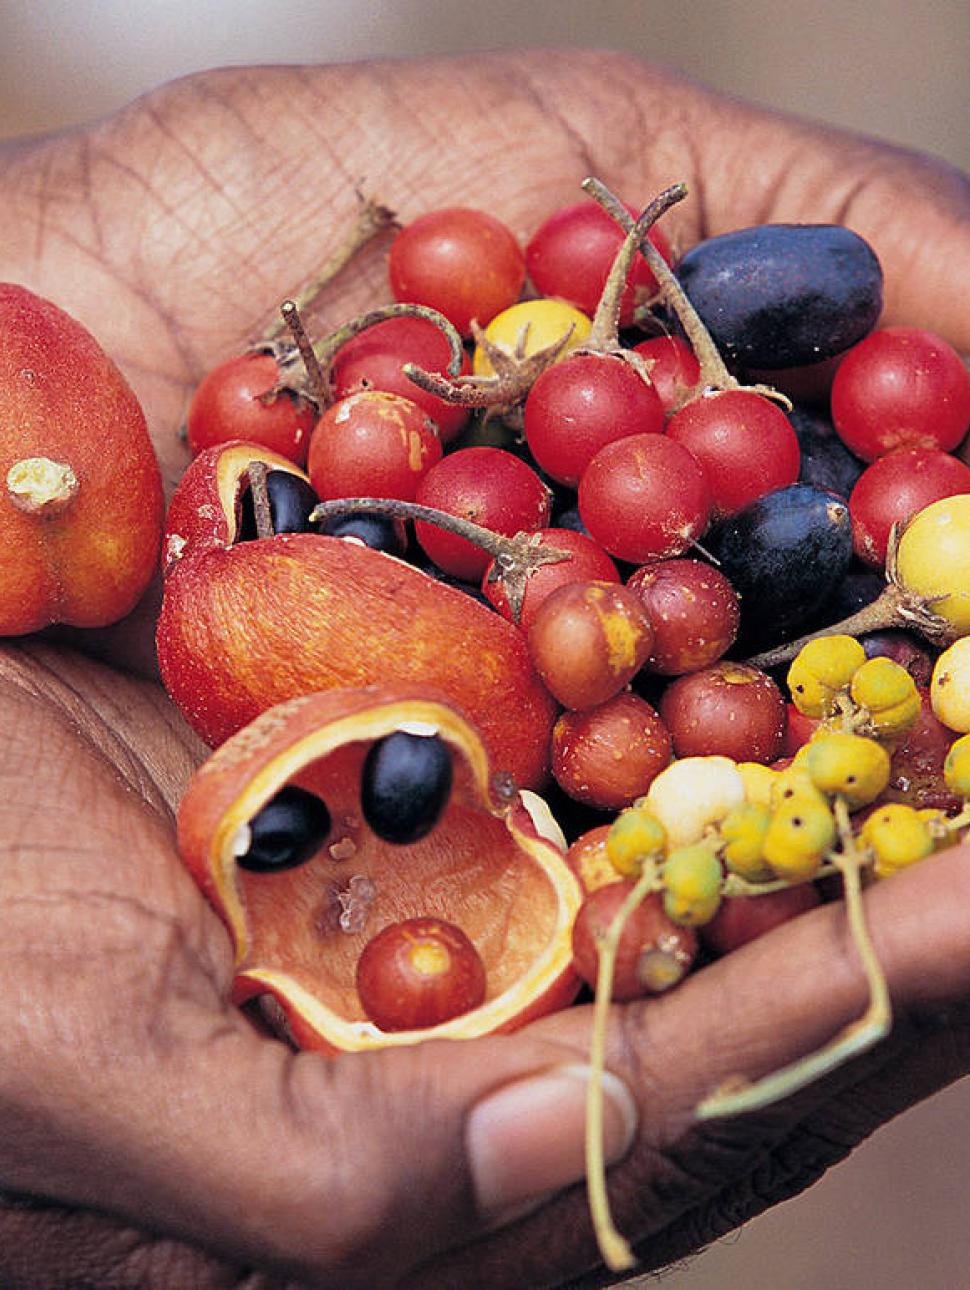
[3, 50, 970, 1289]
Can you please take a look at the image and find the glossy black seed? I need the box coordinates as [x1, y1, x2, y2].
[361, 731, 453, 845]
[237, 470, 319, 541]
[316, 510, 408, 557]
[676, 224, 883, 369]
[789, 404, 865, 499]
[236, 786, 331, 872]
[706, 483, 853, 650]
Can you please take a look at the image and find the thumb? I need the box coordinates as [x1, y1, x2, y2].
[12, 1013, 637, 1286]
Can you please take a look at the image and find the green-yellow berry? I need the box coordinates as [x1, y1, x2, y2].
[801, 731, 891, 809]
[661, 844, 723, 926]
[605, 805, 666, 877]
[849, 656, 921, 736]
[859, 803, 935, 878]
[719, 801, 773, 882]
[786, 634, 867, 717]
[762, 797, 836, 881]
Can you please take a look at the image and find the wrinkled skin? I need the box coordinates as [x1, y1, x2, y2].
[3, 50, 970, 1289]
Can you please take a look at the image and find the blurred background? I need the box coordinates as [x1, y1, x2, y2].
[2, 2, 969, 1287]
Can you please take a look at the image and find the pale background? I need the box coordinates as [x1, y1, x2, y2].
[2, 2, 969, 1287]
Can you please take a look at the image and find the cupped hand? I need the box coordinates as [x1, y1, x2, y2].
[2, 49, 970, 1289]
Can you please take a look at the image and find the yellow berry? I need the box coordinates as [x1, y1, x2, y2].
[719, 801, 773, 881]
[943, 732, 970, 796]
[917, 808, 961, 852]
[859, 803, 935, 878]
[473, 298, 592, 376]
[786, 634, 867, 717]
[895, 496, 970, 633]
[661, 843, 723, 926]
[762, 797, 836, 880]
[605, 805, 667, 877]
[849, 656, 921, 736]
[737, 761, 779, 806]
[802, 731, 891, 809]
[931, 637, 970, 732]
[770, 763, 830, 811]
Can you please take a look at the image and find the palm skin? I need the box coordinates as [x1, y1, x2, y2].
[2, 49, 970, 1289]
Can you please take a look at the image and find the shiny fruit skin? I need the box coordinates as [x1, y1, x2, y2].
[527, 580, 654, 710]
[551, 691, 672, 810]
[666, 388, 801, 519]
[388, 208, 525, 337]
[356, 917, 487, 1031]
[525, 199, 671, 328]
[849, 447, 970, 568]
[472, 299, 592, 377]
[306, 390, 442, 503]
[482, 527, 620, 630]
[578, 433, 712, 564]
[0, 283, 163, 634]
[186, 350, 317, 465]
[571, 884, 697, 1000]
[626, 558, 740, 676]
[630, 336, 701, 413]
[176, 686, 583, 1052]
[330, 314, 472, 443]
[894, 495, 970, 634]
[831, 327, 970, 461]
[659, 662, 786, 764]
[523, 352, 665, 488]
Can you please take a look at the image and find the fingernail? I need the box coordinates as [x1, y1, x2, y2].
[465, 1063, 638, 1222]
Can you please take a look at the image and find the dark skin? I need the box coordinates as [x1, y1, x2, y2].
[3, 49, 970, 1289]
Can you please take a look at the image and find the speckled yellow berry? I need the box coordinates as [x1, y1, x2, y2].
[786, 635, 867, 717]
[849, 656, 921, 736]
[802, 731, 891, 809]
[943, 732, 970, 796]
[737, 761, 779, 807]
[605, 806, 667, 877]
[931, 637, 970, 733]
[719, 801, 773, 881]
[770, 763, 830, 811]
[762, 797, 836, 881]
[859, 803, 935, 878]
[661, 843, 723, 926]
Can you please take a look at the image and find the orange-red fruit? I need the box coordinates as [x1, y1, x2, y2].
[527, 580, 654, 710]
[564, 825, 620, 894]
[552, 692, 672, 810]
[482, 527, 620, 629]
[356, 917, 487, 1031]
[176, 686, 583, 1051]
[158, 443, 557, 788]
[0, 283, 163, 634]
[659, 662, 786, 764]
[571, 884, 698, 1000]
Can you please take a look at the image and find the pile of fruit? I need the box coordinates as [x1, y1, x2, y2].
[7, 175, 970, 1272]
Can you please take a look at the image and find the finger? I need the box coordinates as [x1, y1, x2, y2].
[411, 844, 970, 1287]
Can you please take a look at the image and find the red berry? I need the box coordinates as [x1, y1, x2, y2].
[849, 447, 970, 568]
[701, 885, 821, 956]
[482, 527, 620, 629]
[389, 208, 525, 337]
[415, 447, 550, 581]
[630, 335, 701, 414]
[579, 434, 711, 564]
[571, 884, 697, 1000]
[356, 917, 487, 1032]
[307, 390, 441, 503]
[552, 691, 672, 809]
[524, 352, 664, 487]
[831, 326, 970, 461]
[187, 351, 317, 465]
[659, 662, 786, 763]
[626, 558, 740, 676]
[666, 388, 801, 519]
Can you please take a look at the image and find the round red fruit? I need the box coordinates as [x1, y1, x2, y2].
[659, 661, 786, 763]
[187, 350, 317, 465]
[482, 526, 619, 629]
[701, 885, 821, 956]
[355, 916, 487, 1032]
[388, 208, 525, 337]
[626, 558, 740, 676]
[526, 199, 672, 328]
[527, 580, 654, 710]
[524, 352, 664, 487]
[630, 335, 701, 413]
[552, 691, 672, 809]
[415, 447, 550, 581]
[578, 434, 711, 564]
[849, 447, 970, 568]
[571, 884, 698, 1000]
[831, 326, 970, 461]
[666, 388, 801, 519]
[307, 390, 441, 503]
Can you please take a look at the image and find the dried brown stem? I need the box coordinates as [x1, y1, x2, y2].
[246, 461, 275, 540]
[280, 299, 329, 407]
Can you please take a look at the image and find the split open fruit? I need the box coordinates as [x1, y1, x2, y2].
[176, 684, 583, 1051]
